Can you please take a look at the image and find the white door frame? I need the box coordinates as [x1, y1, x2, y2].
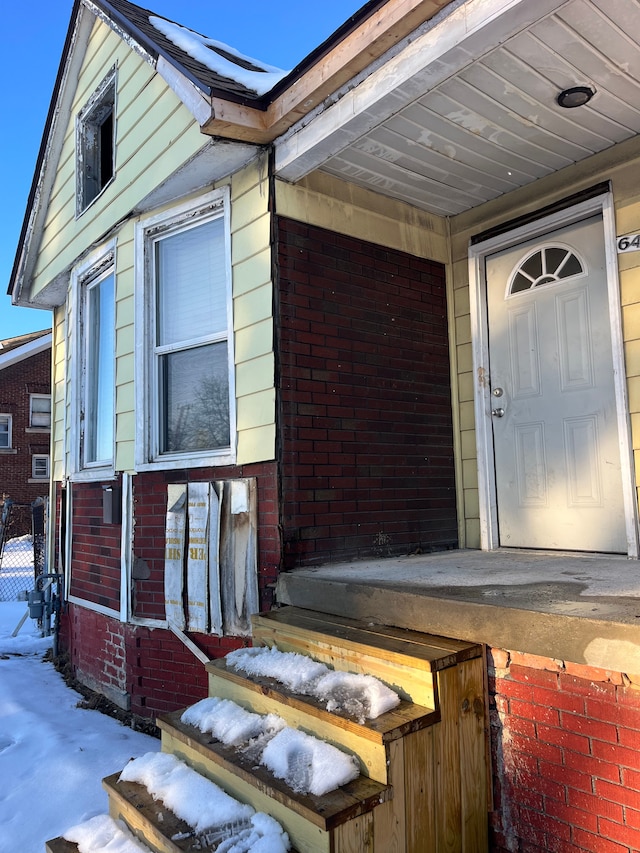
[468, 190, 639, 557]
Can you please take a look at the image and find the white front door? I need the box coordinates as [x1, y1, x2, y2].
[485, 214, 627, 553]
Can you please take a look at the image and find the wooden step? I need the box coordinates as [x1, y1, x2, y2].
[157, 710, 391, 852]
[104, 771, 301, 853]
[204, 658, 438, 782]
[45, 840, 79, 853]
[250, 606, 482, 707]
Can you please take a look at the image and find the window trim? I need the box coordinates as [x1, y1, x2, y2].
[0, 414, 12, 450]
[76, 66, 116, 216]
[135, 188, 236, 471]
[31, 454, 50, 480]
[29, 393, 52, 430]
[70, 242, 117, 481]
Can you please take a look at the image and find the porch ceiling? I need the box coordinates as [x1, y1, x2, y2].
[275, 0, 640, 216]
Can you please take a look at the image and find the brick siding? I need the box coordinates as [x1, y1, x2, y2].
[277, 217, 458, 567]
[58, 463, 279, 716]
[0, 346, 50, 508]
[488, 650, 640, 853]
[69, 478, 122, 610]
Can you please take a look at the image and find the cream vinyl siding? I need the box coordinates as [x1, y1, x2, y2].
[129, 162, 275, 471]
[275, 171, 449, 263]
[30, 16, 207, 302]
[230, 162, 275, 464]
[44, 17, 276, 478]
[449, 140, 640, 547]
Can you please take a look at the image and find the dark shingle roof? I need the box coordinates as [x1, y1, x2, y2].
[100, 0, 281, 105]
[0, 330, 51, 355]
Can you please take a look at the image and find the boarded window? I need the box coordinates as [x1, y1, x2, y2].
[163, 479, 258, 636]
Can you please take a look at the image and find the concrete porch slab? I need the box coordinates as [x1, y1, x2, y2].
[275, 549, 640, 673]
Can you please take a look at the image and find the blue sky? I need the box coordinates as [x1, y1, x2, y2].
[0, 0, 363, 341]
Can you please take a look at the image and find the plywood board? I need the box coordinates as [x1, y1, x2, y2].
[208, 482, 223, 636]
[186, 482, 209, 633]
[164, 484, 186, 630]
[220, 479, 259, 636]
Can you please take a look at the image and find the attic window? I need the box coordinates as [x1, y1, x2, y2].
[77, 68, 116, 215]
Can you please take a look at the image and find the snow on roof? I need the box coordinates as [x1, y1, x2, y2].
[149, 16, 289, 97]
[226, 645, 401, 723]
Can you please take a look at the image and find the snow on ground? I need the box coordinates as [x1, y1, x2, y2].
[0, 601, 159, 853]
[0, 540, 378, 851]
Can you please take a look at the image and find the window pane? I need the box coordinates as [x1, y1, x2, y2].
[156, 218, 227, 346]
[31, 396, 51, 428]
[0, 416, 9, 449]
[33, 456, 49, 478]
[161, 342, 230, 453]
[85, 273, 115, 464]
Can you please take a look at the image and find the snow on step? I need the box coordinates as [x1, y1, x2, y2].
[118, 752, 290, 851]
[63, 814, 152, 853]
[182, 697, 360, 795]
[226, 646, 400, 723]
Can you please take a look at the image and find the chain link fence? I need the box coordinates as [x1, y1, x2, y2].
[0, 500, 46, 603]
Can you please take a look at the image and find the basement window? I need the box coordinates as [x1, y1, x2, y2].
[76, 68, 116, 215]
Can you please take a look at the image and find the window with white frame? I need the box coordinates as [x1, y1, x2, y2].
[30, 394, 51, 429]
[137, 190, 235, 467]
[77, 67, 116, 215]
[32, 455, 50, 479]
[0, 415, 11, 449]
[77, 257, 115, 472]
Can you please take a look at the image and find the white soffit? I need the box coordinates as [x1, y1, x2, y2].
[275, 0, 640, 216]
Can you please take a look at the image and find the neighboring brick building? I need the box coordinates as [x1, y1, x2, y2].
[0, 330, 52, 522]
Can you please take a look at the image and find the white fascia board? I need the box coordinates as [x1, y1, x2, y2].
[0, 333, 52, 372]
[275, 0, 570, 181]
[156, 55, 213, 127]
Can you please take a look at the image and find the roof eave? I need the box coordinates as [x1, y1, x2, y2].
[199, 0, 457, 144]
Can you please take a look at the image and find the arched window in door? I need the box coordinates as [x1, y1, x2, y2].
[508, 244, 585, 295]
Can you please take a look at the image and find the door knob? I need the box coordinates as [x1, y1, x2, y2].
[491, 407, 505, 418]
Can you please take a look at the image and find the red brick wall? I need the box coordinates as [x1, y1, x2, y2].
[58, 603, 245, 716]
[277, 217, 457, 567]
[0, 346, 50, 508]
[69, 478, 122, 611]
[488, 650, 640, 853]
[58, 463, 279, 717]
[132, 462, 280, 621]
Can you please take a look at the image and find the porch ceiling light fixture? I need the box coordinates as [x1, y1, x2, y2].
[556, 86, 595, 108]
